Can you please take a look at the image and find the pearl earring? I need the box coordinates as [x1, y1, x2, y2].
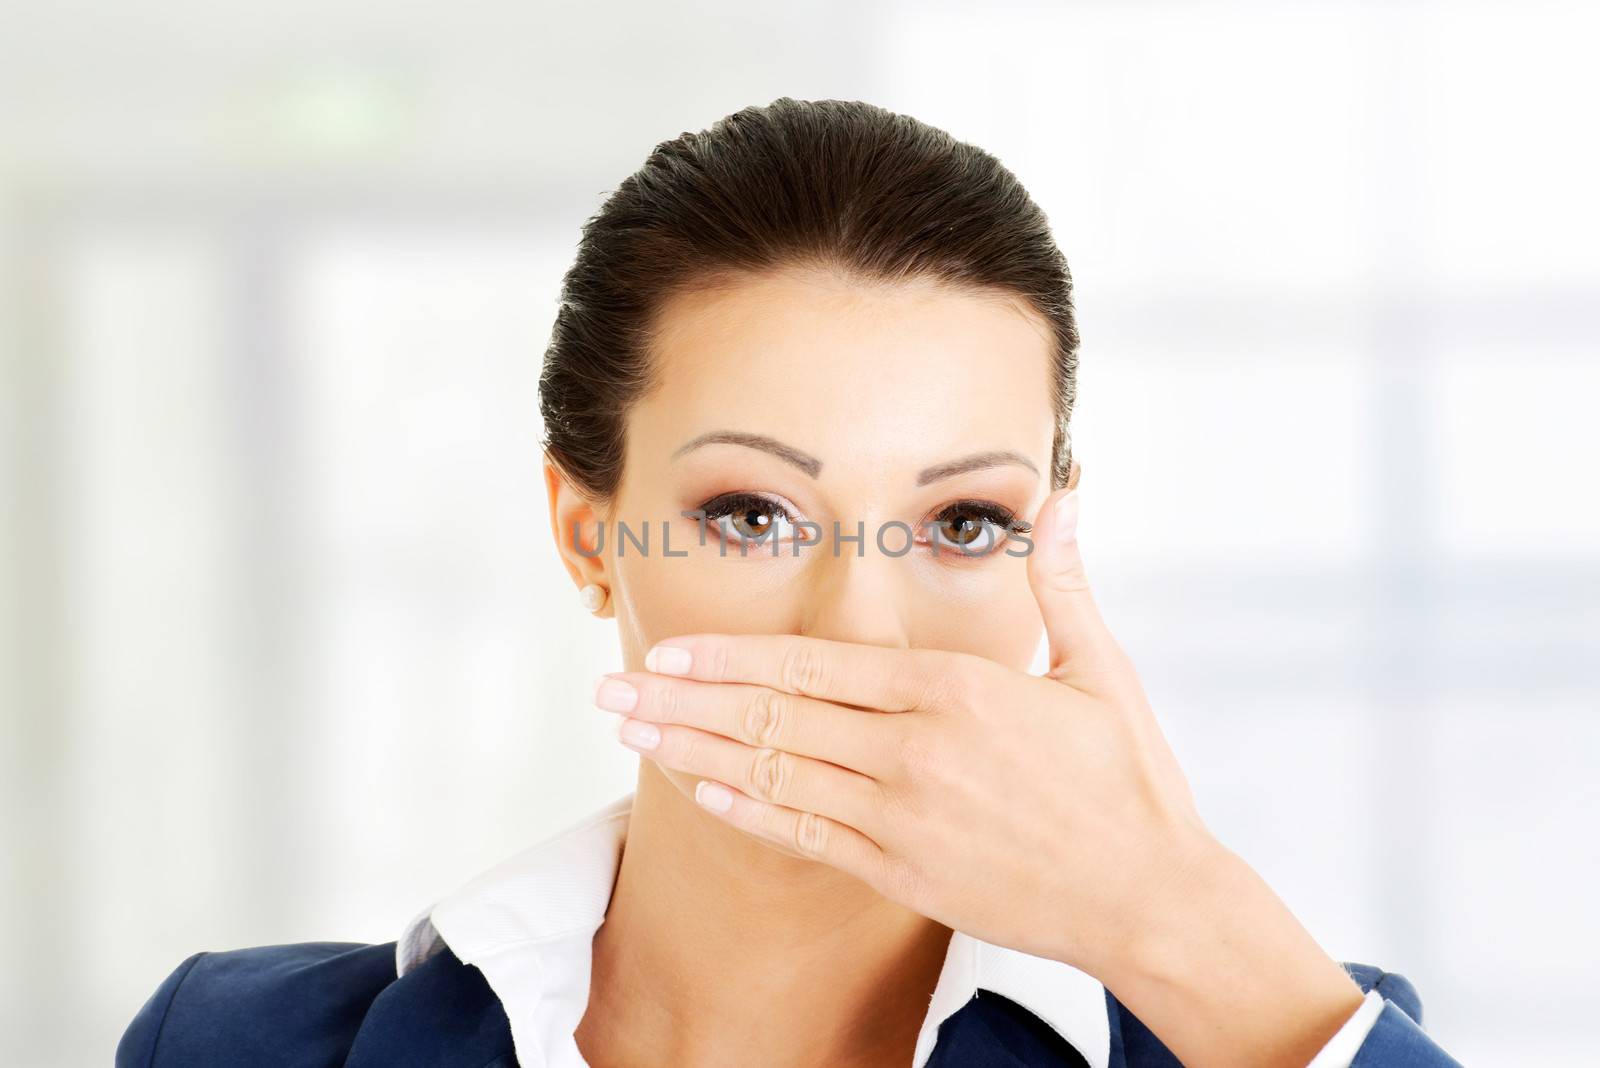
[579, 583, 609, 613]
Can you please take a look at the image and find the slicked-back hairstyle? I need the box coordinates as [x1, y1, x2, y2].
[538, 96, 1079, 503]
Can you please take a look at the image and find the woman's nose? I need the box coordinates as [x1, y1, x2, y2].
[795, 549, 911, 652]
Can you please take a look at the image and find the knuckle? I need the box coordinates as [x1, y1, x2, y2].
[792, 810, 829, 858]
[894, 726, 940, 781]
[1076, 645, 1137, 699]
[920, 655, 982, 715]
[878, 777, 926, 831]
[740, 688, 786, 748]
[707, 641, 731, 683]
[750, 746, 790, 803]
[651, 679, 682, 723]
[780, 642, 827, 695]
[882, 857, 927, 908]
[1045, 562, 1091, 595]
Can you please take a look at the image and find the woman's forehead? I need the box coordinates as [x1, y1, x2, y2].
[636, 267, 1057, 465]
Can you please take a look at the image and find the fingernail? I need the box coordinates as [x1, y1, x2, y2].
[594, 676, 638, 713]
[695, 780, 734, 813]
[1054, 491, 1079, 547]
[617, 717, 660, 751]
[645, 644, 693, 675]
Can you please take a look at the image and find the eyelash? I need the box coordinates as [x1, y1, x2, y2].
[693, 492, 1032, 555]
[934, 498, 1033, 537]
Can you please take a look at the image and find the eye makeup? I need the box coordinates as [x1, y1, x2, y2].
[919, 498, 1032, 558]
[689, 490, 1031, 559]
[695, 491, 817, 548]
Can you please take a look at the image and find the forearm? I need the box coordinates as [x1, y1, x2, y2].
[1092, 837, 1367, 1068]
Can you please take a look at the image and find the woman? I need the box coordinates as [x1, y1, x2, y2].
[118, 98, 1463, 1067]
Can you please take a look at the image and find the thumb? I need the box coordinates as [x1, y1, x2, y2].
[1025, 463, 1119, 682]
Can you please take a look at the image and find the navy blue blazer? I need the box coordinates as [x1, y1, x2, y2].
[116, 940, 1461, 1066]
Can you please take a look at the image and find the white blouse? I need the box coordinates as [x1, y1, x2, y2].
[396, 791, 1381, 1068]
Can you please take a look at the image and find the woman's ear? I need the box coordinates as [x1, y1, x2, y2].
[543, 453, 614, 618]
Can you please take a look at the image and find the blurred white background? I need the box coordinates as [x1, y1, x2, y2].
[3, 1, 1597, 1064]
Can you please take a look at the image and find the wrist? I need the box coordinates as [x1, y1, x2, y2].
[1089, 827, 1230, 993]
[1110, 830, 1245, 986]
[1097, 837, 1366, 1068]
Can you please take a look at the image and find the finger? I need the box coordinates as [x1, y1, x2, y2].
[642, 632, 950, 713]
[614, 716, 889, 842]
[690, 777, 893, 890]
[596, 672, 899, 780]
[1025, 462, 1123, 683]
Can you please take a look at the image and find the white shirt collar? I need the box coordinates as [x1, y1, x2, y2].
[398, 792, 1109, 1068]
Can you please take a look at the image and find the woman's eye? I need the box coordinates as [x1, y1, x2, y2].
[694, 494, 1024, 558]
[727, 502, 779, 540]
[925, 503, 1022, 558]
[699, 493, 809, 548]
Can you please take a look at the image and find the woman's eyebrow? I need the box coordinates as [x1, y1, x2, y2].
[672, 431, 823, 478]
[671, 433, 1038, 485]
[916, 450, 1039, 485]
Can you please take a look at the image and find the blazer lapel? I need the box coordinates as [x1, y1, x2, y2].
[346, 943, 517, 1067]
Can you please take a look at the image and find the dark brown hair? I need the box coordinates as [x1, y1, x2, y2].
[538, 97, 1079, 503]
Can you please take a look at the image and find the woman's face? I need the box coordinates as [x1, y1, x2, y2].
[555, 264, 1059, 792]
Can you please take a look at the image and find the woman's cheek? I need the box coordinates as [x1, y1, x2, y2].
[614, 549, 806, 665]
[910, 563, 1042, 671]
